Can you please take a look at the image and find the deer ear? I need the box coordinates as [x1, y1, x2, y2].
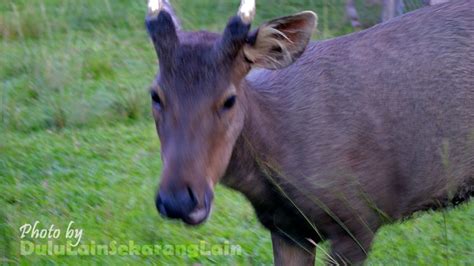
[243, 11, 317, 70]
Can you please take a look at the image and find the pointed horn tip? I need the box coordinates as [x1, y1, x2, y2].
[237, 0, 256, 24]
[147, 0, 163, 16]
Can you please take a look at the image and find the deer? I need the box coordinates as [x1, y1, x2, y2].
[346, 0, 406, 28]
[345, 0, 448, 30]
[145, 0, 473, 264]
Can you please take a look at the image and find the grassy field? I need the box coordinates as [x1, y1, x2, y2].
[1, 0, 473, 265]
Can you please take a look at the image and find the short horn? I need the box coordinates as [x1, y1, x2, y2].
[145, 0, 179, 68]
[147, 0, 163, 17]
[147, 0, 182, 31]
[237, 0, 256, 24]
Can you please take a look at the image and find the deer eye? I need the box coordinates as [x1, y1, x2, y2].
[222, 95, 236, 110]
[151, 90, 162, 109]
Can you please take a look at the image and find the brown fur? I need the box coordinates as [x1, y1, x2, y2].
[147, 1, 473, 264]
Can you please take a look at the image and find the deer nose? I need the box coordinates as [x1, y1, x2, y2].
[155, 186, 198, 220]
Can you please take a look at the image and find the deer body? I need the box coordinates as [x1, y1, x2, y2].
[224, 2, 474, 262]
[146, 0, 473, 264]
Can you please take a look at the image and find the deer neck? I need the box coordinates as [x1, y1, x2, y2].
[221, 79, 285, 202]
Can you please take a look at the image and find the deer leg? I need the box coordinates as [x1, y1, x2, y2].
[395, 0, 405, 16]
[345, 0, 362, 30]
[328, 232, 374, 265]
[382, 0, 396, 22]
[271, 232, 315, 266]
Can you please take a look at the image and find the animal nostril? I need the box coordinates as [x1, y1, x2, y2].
[155, 187, 198, 220]
[187, 186, 198, 206]
[155, 194, 168, 217]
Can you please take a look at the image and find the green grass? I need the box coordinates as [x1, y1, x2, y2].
[1, 122, 473, 265]
[1, 0, 473, 265]
[1, 0, 353, 132]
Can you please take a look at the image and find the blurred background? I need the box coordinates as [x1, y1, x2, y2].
[1, 0, 472, 264]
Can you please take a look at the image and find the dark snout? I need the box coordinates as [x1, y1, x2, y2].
[155, 185, 213, 225]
